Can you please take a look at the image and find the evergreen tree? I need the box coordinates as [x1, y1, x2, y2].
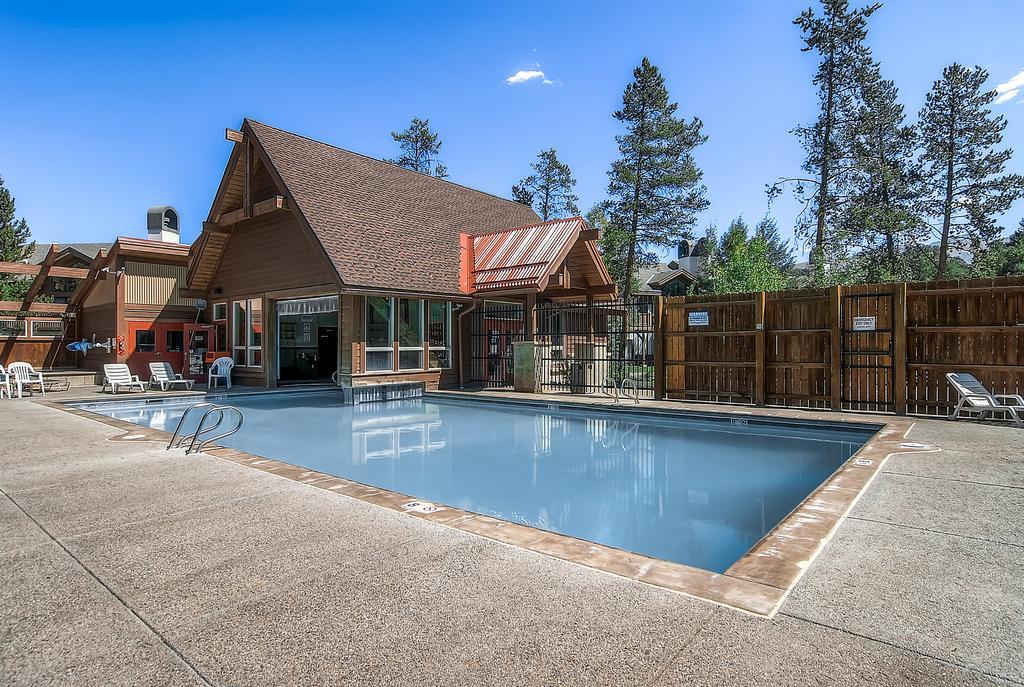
[589, 203, 637, 295]
[918, 64, 1024, 277]
[971, 219, 1024, 277]
[607, 57, 709, 300]
[388, 117, 448, 178]
[841, 68, 927, 282]
[513, 149, 579, 221]
[772, 0, 880, 277]
[753, 215, 795, 272]
[699, 218, 787, 294]
[0, 176, 35, 301]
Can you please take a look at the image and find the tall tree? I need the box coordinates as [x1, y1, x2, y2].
[772, 0, 880, 276]
[513, 149, 579, 221]
[388, 117, 448, 178]
[971, 219, 1024, 277]
[841, 68, 926, 281]
[753, 215, 795, 273]
[607, 57, 709, 300]
[918, 64, 1024, 277]
[0, 176, 35, 301]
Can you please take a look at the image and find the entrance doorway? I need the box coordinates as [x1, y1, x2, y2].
[276, 296, 339, 384]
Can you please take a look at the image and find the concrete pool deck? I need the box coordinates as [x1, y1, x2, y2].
[1, 389, 1022, 685]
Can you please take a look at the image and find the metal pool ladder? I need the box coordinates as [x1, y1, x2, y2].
[167, 402, 244, 454]
[602, 377, 641, 405]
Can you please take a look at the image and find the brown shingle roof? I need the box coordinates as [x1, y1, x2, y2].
[246, 120, 540, 297]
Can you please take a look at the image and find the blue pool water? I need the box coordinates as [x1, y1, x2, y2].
[75, 391, 876, 573]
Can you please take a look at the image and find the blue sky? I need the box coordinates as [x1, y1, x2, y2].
[2, 1, 1023, 261]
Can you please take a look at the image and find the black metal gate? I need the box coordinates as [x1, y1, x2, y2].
[535, 298, 655, 398]
[841, 287, 895, 413]
[468, 302, 525, 388]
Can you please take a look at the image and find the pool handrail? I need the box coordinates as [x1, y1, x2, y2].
[167, 402, 219, 450]
[620, 378, 641, 405]
[602, 377, 620, 403]
[186, 405, 244, 454]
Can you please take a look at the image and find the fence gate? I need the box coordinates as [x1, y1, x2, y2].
[468, 302, 525, 388]
[535, 298, 655, 399]
[841, 285, 895, 412]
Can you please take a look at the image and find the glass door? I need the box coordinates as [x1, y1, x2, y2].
[276, 297, 339, 383]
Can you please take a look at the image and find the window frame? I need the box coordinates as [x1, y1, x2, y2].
[364, 296, 394, 372]
[427, 301, 452, 370]
[232, 297, 263, 369]
[396, 298, 424, 371]
[134, 329, 156, 353]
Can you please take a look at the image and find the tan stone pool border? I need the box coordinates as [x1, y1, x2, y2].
[40, 390, 935, 617]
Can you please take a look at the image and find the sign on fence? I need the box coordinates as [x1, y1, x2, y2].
[852, 316, 876, 331]
[688, 311, 709, 327]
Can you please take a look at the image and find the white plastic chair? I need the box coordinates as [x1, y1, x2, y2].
[208, 356, 234, 389]
[7, 362, 45, 398]
[0, 365, 12, 399]
[149, 361, 195, 391]
[946, 372, 1023, 427]
[102, 364, 147, 394]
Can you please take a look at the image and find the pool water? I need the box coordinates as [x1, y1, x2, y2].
[76, 391, 876, 573]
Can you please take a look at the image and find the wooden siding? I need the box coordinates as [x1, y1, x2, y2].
[124, 261, 195, 307]
[210, 214, 337, 296]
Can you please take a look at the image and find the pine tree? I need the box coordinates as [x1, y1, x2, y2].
[753, 215, 795, 272]
[918, 64, 1024, 277]
[842, 68, 926, 281]
[387, 117, 448, 178]
[971, 219, 1024, 277]
[513, 149, 579, 221]
[590, 203, 636, 295]
[0, 176, 35, 301]
[607, 57, 709, 300]
[772, 0, 880, 277]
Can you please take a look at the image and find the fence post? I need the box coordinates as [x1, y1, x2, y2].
[830, 285, 843, 411]
[893, 282, 907, 415]
[754, 291, 766, 407]
[654, 295, 665, 400]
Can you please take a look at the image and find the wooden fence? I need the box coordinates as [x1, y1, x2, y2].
[656, 276, 1024, 416]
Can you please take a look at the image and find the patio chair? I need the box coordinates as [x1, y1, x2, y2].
[0, 365, 11, 399]
[149, 361, 195, 391]
[946, 372, 1023, 427]
[102, 364, 147, 394]
[208, 356, 234, 390]
[7, 362, 46, 398]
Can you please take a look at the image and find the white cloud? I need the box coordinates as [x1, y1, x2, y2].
[505, 69, 554, 86]
[995, 68, 1024, 104]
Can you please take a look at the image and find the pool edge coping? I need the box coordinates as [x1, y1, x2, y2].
[35, 392, 935, 618]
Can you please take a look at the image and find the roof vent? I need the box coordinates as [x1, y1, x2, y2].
[147, 206, 180, 244]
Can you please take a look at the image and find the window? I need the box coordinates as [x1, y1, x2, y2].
[233, 298, 262, 367]
[0, 320, 27, 337]
[30, 319, 67, 338]
[427, 301, 451, 369]
[135, 330, 155, 352]
[166, 330, 184, 352]
[213, 302, 227, 321]
[213, 302, 227, 349]
[364, 296, 393, 371]
[397, 298, 423, 370]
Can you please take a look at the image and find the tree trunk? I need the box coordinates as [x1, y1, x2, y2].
[815, 40, 837, 259]
[938, 103, 956, 279]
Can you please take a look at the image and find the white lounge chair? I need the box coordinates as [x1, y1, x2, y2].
[946, 372, 1024, 427]
[149, 361, 195, 391]
[208, 356, 234, 389]
[0, 365, 11, 399]
[103, 364, 147, 394]
[7, 362, 45, 398]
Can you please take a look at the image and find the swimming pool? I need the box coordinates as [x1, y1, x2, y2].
[74, 391, 876, 573]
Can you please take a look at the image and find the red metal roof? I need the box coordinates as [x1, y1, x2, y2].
[469, 217, 586, 292]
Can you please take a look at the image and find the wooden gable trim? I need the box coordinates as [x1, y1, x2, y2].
[242, 119, 345, 290]
[67, 249, 110, 308]
[207, 142, 243, 222]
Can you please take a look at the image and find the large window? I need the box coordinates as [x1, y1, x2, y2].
[233, 298, 262, 367]
[397, 298, 423, 370]
[365, 296, 393, 371]
[427, 301, 451, 369]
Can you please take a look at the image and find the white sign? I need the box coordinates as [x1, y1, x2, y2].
[852, 316, 876, 332]
[688, 311, 709, 327]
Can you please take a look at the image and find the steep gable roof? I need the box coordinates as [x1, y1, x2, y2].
[244, 120, 540, 296]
